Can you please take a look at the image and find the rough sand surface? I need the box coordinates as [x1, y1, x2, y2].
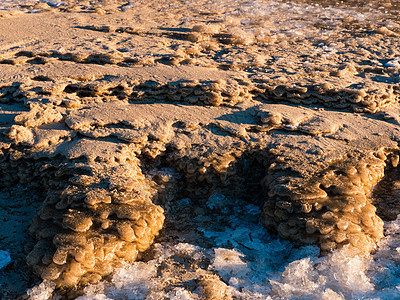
[0, 0, 400, 298]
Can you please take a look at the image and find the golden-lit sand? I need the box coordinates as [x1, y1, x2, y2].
[0, 0, 400, 297]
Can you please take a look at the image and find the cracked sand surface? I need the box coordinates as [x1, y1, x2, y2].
[0, 0, 400, 297]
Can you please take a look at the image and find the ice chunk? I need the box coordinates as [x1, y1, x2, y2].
[0, 250, 11, 270]
[26, 280, 56, 300]
[41, 0, 65, 7]
[211, 248, 250, 282]
[385, 58, 400, 68]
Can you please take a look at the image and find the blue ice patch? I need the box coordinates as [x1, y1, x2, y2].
[0, 250, 11, 270]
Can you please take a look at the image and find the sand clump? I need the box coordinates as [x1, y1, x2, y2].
[264, 150, 397, 254]
[0, 145, 165, 291]
[0, 0, 400, 297]
[26, 159, 165, 289]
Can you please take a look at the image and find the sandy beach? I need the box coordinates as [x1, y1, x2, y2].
[1, 0, 400, 298]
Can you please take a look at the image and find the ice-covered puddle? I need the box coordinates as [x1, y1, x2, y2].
[26, 194, 400, 299]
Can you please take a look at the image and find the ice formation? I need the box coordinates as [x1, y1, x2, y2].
[25, 197, 400, 299]
[0, 250, 11, 270]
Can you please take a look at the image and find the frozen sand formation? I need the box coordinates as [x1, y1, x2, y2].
[1, 0, 400, 295]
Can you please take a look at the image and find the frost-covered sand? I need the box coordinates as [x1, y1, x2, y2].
[1, 0, 400, 299]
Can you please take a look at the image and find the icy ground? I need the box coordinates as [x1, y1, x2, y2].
[26, 194, 400, 299]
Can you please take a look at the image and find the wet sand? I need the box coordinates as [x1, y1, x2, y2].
[0, 0, 400, 298]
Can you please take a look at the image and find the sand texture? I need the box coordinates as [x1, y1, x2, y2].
[0, 0, 400, 297]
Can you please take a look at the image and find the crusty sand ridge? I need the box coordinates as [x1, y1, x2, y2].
[0, 0, 400, 297]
